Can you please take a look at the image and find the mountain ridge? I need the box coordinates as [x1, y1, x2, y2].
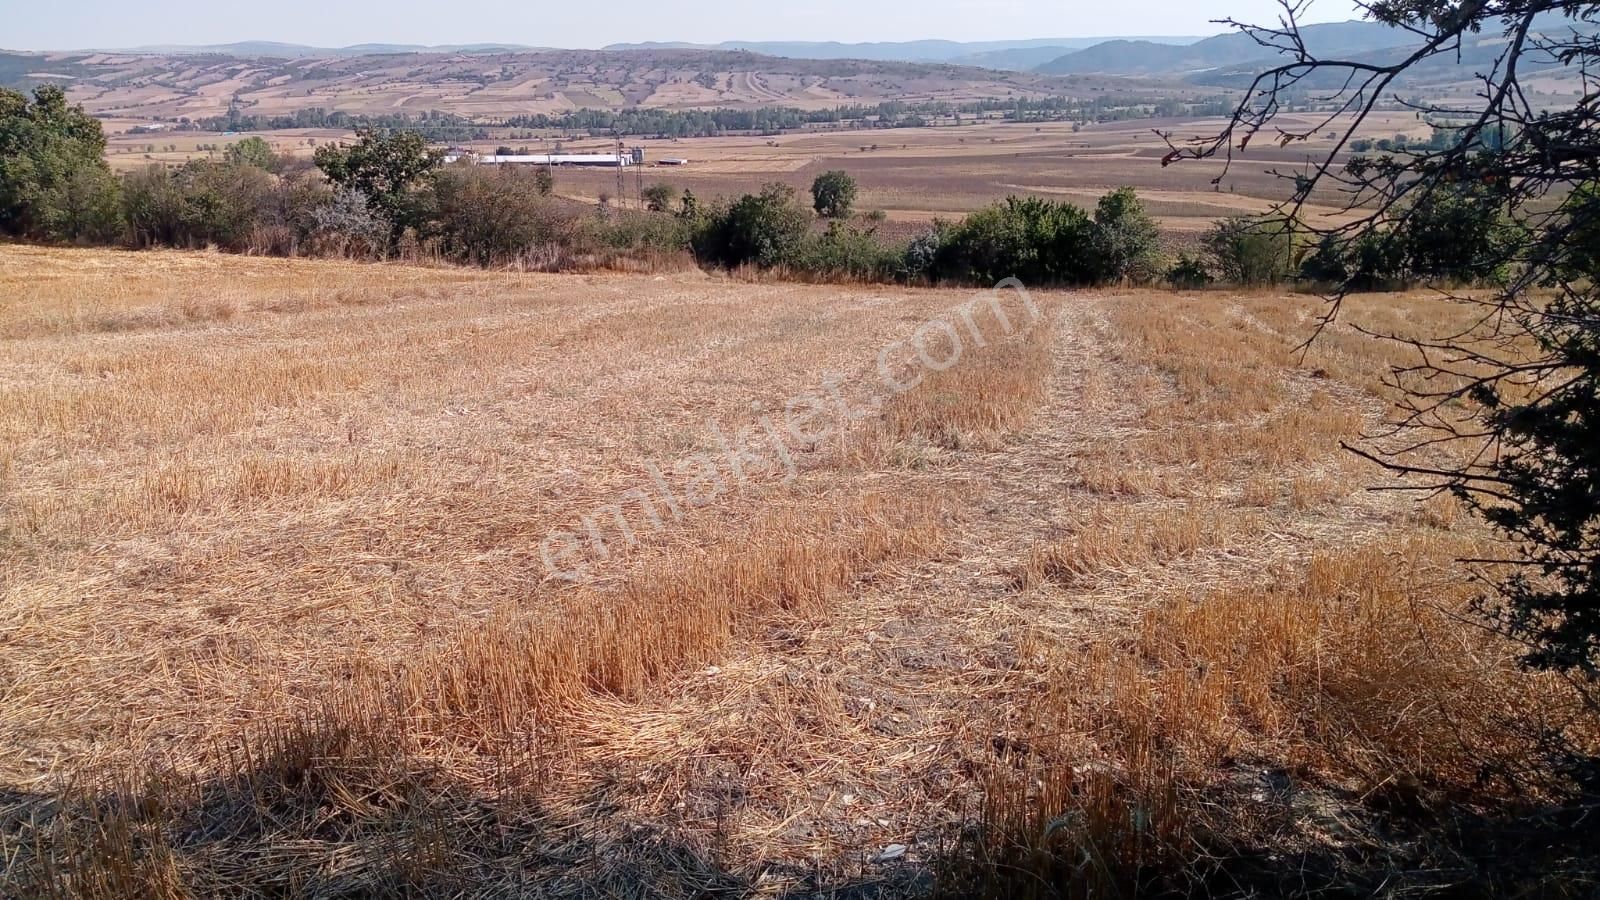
[1034, 21, 1416, 75]
[600, 36, 1205, 64]
[37, 35, 1205, 65]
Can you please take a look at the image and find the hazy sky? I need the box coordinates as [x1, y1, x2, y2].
[2, 0, 1366, 50]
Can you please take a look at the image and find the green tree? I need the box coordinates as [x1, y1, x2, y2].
[313, 129, 442, 250]
[224, 136, 277, 171]
[0, 85, 121, 242]
[1091, 187, 1161, 282]
[641, 181, 676, 213]
[692, 182, 811, 268]
[931, 196, 1098, 285]
[1202, 217, 1296, 285]
[810, 169, 858, 219]
[423, 164, 563, 266]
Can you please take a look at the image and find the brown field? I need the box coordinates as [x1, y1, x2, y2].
[103, 112, 1429, 238]
[3, 245, 1592, 895]
[528, 114, 1401, 233]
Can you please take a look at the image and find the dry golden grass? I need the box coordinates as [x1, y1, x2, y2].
[1015, 503, 1267, 590]
[2, 250, 1594, 897]
[0, 245, 1051, 786]
[864, 307, 1053, 460]
[956, 287, 1598, 897]
[1, 245, 1059, 896]
[393, 487, 952, 744]
[966, 535, 1590, 897]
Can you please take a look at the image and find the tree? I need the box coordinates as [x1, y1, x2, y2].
[642, 181, 676, 213]
[930, 196, 1098, 286]
[1201, 216, 1295, 285]
[423, 164, 563, 266]
[677, 188, 698, 219]
[1168, 0, 1600, 676]
[313, 129, 442, 251]
[0, 85, 121, 242]
[691, 182, 811, 268]
[224, 136, 277, 171]
[121, 159, 275, 251]
[1091, 186, 1162, 282]
[810, 169, 858, 219]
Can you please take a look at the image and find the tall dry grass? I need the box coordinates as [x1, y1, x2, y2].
[869, 315, 1053, 455]
[964, 535, 1598, 895]
[951, 289, 1599, 897]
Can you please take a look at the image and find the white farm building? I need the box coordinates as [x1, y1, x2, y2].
[443, 153, 635, 167]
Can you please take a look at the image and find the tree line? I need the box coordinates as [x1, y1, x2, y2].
[4, 84, 1510, 293]
[201, 92, 1240, 141]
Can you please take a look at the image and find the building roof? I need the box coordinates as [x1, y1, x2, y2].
[442, 153, 631, 165]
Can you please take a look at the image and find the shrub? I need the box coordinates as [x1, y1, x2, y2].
[1298, 232, 1350, 284]
[1299, 230, 1408, 290]
[793, 220, 904, 281]
[592, 208, 693, 256]
[1400, 185, 1515, 283]
[308, 187, 392, 258]
[931, 195, 1098, 285]
[1294, 186, 1511, 290]
[120, 165, 186, 247]
[902, 224, 948, 282]
[178, 160, 277, 250]
[121, 160, 276, 251]
[1203, 216, 1297, 285]
[691, 182, 811, 269]
[271, 171, 335, 247]
[1166, 252, 1213, 288]
[423, 163, 566, 266]
[49, 163, 122, 244]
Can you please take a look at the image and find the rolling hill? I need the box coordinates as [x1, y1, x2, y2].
[30, 36, 1208, 66]
[2, 48, 1136, 120]
[1035, 20, 1414, 75]
[108, 42, 554, 57]
[1035, 15, 1592, 92]
[600, 37, 1204, 64]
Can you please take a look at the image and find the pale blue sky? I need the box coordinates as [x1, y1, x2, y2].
[1, 0, 1365, 51]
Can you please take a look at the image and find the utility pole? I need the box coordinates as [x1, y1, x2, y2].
[615, 135, 626, 209]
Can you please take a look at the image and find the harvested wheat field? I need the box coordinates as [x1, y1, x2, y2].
[1, 245, 1594, 896]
